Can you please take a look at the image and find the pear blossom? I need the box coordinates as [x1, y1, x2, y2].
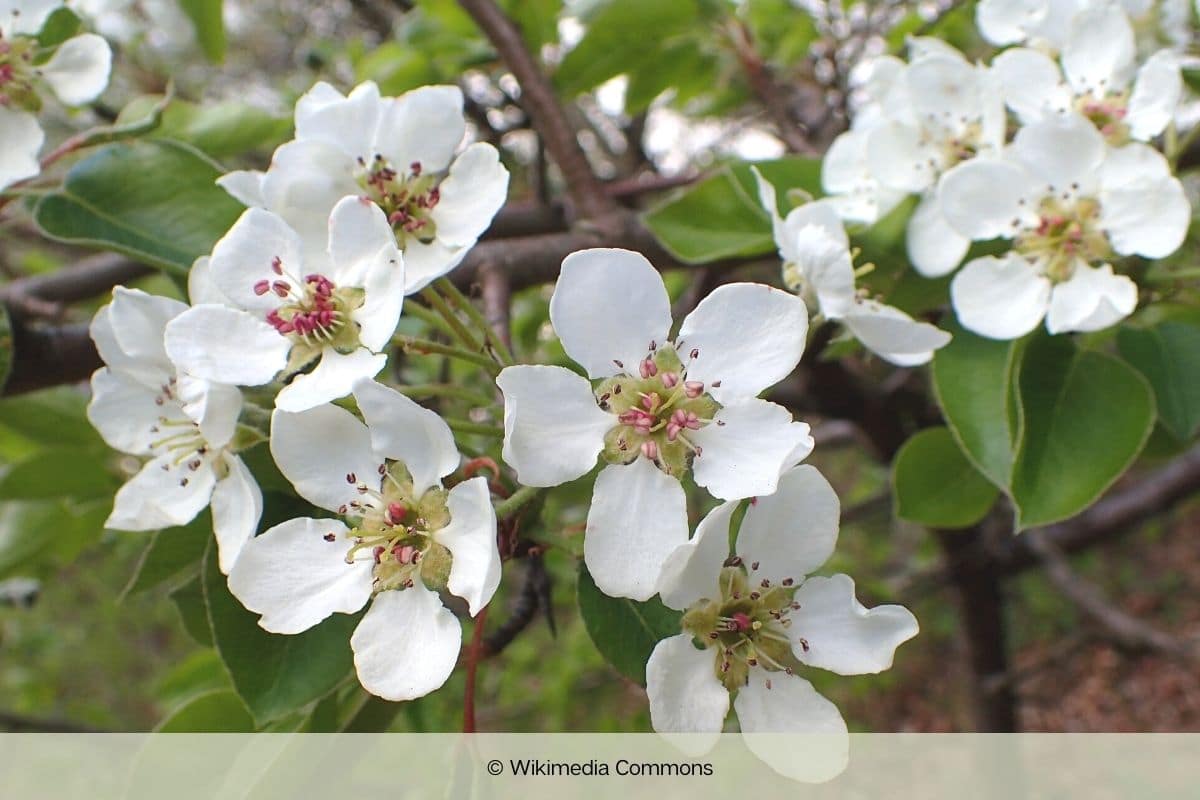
[752, 168, 951, 366]
[647, 466, 918, 781]
[976, 0, 1191, 52]
[163, 195, 405, 412]
[990, 3, 1182, 144]
[228, 379, 500, 702]
[496, 248, 812, 601]
[217, 80, 509, 294]
[0, 1, 113, 189]
[938, 113, 1189, 339]
[87, 287, 261, 573]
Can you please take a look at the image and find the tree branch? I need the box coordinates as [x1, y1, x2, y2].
[0, 253, 149, 317]
[458, 0, 618, 221]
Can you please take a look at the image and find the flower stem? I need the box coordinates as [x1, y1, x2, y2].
[435, 278, 515, 366]
[398, 383, 495, 407]
[462, 604, 490, 733]
[401, 302, 459, 339]
[494, 484, 540, 519]
[394, 335, 500, 374]
[419, 285, 486, 354]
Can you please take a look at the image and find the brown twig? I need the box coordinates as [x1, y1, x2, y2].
[462, 605, 490, 733]
[729, 22, 819, 156]
[457, 0, 618, 222]
[0, 253, 149, 316]
[478, 260, 512, 352]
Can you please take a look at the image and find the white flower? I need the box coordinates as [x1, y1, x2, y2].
[86, 287, 261, 573]
[752, 168, 951, 366]
[991, 3, 1182, 143]
[227, 379, 500, 702]
[977, 0, 1191, 52]
[163, 195, 405, 412]
[496, 249, 812, 601]
[0, 1, 112, 189]
[217, 81, 509, 294]
[647, 466, 918, 782]
[939, 113, 1189, 339]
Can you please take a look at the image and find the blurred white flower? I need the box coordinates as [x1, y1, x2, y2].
[228, 380, 499, 702]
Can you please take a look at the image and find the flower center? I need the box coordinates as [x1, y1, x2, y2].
[918, 116, 989, 178]
[1015, 194, 1110, 283]
[254, 257, 365, 362]
[336, 461, 453, 594]
[143, 377, 217, 486]
[681, 562, 804, 692]
[356, 156, 442, 247]
[0, 34, 39, 111]
[1076, 92, 1130, 145]
[595, 343, 722, 478]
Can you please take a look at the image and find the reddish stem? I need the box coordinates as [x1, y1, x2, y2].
[462, 605, 490, 733]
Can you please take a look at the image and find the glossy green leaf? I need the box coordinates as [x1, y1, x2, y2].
[0, 499, 109, 580]
[931, 320, 1023, 489]
[577, 563, 681, 686]
[171, 574, 213, 646]
[0, 447, 115, 500]
[1010, 334, 1155, 529]
[155, 690, 255, 732]
[501, 0, 560, 51]
[641, 157, 822, 264]
[892, 427, 999, 529]
[0, 387, 105, 449]
[117, 96, 292, 158]
[123, 514, 211, 596]
[33, 140, 243, 275]
[178, 0, 227, 62]
[202, 545, 357, 724]
[1117, 322, 1200, 442]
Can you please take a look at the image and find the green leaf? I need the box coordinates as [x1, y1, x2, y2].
[0, 499, 109, 580]
[1010, 333, 1155, 529]
[33, 140, 243, 275]
[577, 563, 681, 686]
[554, 0, 700, 96]
[0, 447, 115, 500]
[117, 96, 293, 158]
[931, 320, 1023, 489]
[641, 157, 821, 264]
[1117, 322, 1200, 442]
[170, 574, 213, 646]
[201, 544, 357, 724]
[155, 690, 255, 732]
[892, 427, 999, 529]
[178, 0, 227, 62]
[0, 387, 105, 449]
[123, 514, 211, 596]
[501, 0, 560, 51]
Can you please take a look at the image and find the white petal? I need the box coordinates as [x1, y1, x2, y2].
[164, 305, 290, 386]
[0, 107, 43, 190]
[353, 378, 459, 497]
[584, 460, 688, 601]
[496, 365, 612, 487]
[907, 53, 985, 122]
[327, 196, 405, 351]
[260, 140, 359, 253]
[351, 585, 461, 701]
[294, 80, 382, 160]
[734, 674, 849, 783]
[208, 207, 306, 313]
[864, 122, 938, 193]
[906, 191, 970, 277]
[187, 256, 231, 307]
[990, 47, 1068, 125]
[399, 238, 466, 295]
[107, 286, 187, 371]
[437, 477, 500, 616]
[1061, 3, 1135, 94]
[788, 226, 856, 319]
[1100, 172, 1190, 259]
[549, 248, 672, 379]
[175, 374, 241, 448]
[228, 517, 373, 634]
[937, 158, 1033, 241]
[820, 129, 868, 197]
[792, 574, 919, 675]
[87, 368, 163, 455]
[274, 349, 387, 412]
[211, 455, 263, 575]
[646, 634, 729, 753]
[1009, 114, 1106, 193]
[1126, 51, 1182, 141]
[657, 500, 736, 611]
[1098, 140, 1173, 189]
[270, 403, 381, 514]
[376, 84, 466, 174]
[1, 0, 60, 36]
[950, 255, 1051, 340]
[38, 34, 111, 105]
[841, 299, 952, 366]
[677, 283, 807, 404]
[750, 166, 787, 251]
[976, 0, 1046, 45]
[1045, 263, 1137, 334]
[107, 454, 216, 531]
[737, 465, 839, 585]
[431, 142, 509, 247]
[217, 170, 266, 208]
[691, 399, 813, 501]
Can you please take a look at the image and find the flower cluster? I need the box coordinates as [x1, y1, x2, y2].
[1, 0, 113, 189]
[816, 0, 1190, 339]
